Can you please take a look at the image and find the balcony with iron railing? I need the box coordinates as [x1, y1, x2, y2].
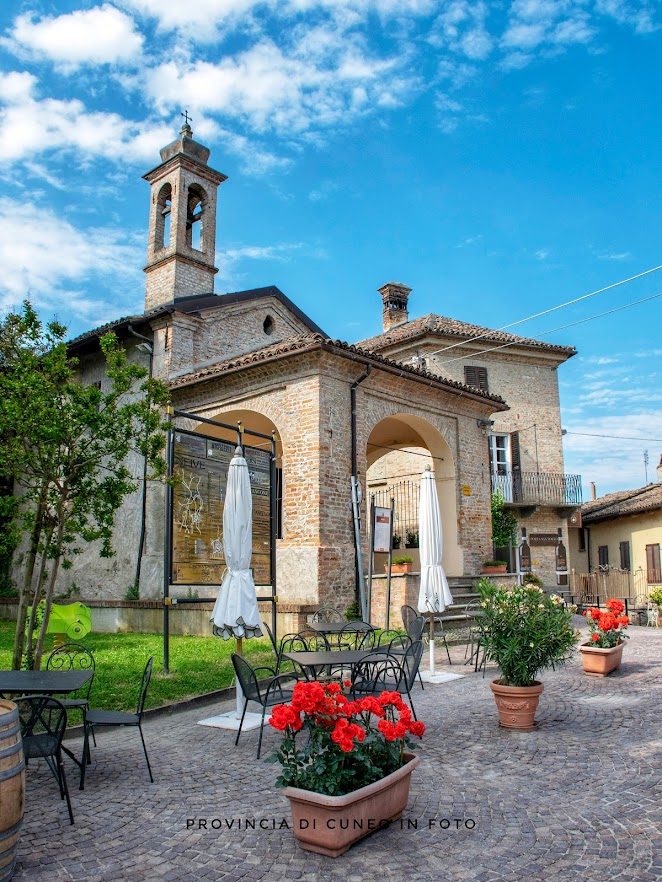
[491, 471, 583, 508]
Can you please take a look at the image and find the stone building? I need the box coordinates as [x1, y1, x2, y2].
[567, 469, 662, 597]
[62, 125, 580, 624]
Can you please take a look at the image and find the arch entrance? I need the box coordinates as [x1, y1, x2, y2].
[366, 414, 460, 576]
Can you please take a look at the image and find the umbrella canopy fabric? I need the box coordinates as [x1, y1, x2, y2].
[417, 465, 454, 615]
[211, 446, 263, 640]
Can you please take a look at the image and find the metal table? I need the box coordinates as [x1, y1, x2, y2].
[307, 621, 373, 635]
[0, 669, 93, 698]
[283, 648, 377, 678]
[0, 669, 93, 771]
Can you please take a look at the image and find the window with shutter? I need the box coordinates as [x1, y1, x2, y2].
[619, 541, 631, 571]
[464, 365, 489, 392]
[598, 545, 609, 568]
[646, 543, 661, 584]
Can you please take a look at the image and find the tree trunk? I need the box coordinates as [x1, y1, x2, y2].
[11, 500, 45, 669]
[33, 506, 66, 671]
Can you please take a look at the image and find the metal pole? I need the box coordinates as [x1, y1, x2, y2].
[163, 409, 174, 674]
[270, 431, 278, 644]
[367, 500, 375, 623]
[384, 497, 395, 631]
[351, 476, 368, 622]
[429, 613, 435, 676]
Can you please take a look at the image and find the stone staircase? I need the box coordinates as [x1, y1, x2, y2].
[433, 577, 481, 637]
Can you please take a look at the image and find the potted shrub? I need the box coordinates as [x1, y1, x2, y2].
[521, 572, 543, 587]
[579, 599, 629, 676]
[386, 555, 413, 574]
[491, 491, 517, 569]
[481, 560, 508, 575]
[392, 533, 402, 551]
[405, 530, 419, 549]
[477, 578, 579, 730]
[268, 680, 425, 857]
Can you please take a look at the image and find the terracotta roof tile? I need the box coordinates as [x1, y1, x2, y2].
[582, 483, 662, 523]
[168, 333, 507, 406]
[357, 313, 576, 357]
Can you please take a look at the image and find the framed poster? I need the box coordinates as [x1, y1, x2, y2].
[170, 429, 272, 585]
[373, 507, 392, 553]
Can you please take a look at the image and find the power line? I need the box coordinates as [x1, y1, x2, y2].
[564, 431, 662, 443]
[427, 263, 662, 359]
[436, 290, 662, 366]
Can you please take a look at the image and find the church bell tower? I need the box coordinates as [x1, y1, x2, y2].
[143, 119, 227, 311]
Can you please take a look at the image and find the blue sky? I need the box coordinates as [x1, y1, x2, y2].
[0, 0, 661, 498]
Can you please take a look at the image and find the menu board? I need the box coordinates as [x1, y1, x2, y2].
[171, 430, 272, 586]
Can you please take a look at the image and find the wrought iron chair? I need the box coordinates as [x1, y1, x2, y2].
[231, 654, 300, 758]
[337, 622, 375, 651]
[400, 604, 419, 632]
[261, 620, 279, 656]
[46, 642, 96, 732]
[350, 640, 424, 720]
[310, 607, 344, 623]
[79, 657, 154, 790]
[18, 695, 74, 824]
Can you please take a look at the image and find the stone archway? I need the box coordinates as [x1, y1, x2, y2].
[366, 413, 460, 576]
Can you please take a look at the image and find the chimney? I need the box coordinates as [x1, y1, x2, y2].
[657, 453, 662, 483]
[379, 282, 411, 332]
[590, 482, 597, 500]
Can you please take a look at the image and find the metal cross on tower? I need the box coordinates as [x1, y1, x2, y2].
[181, 109, 192, 127]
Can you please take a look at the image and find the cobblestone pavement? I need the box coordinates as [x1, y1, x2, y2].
[13, 622, 662, 882]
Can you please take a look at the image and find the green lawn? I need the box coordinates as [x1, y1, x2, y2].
[0, 618, 276, 713]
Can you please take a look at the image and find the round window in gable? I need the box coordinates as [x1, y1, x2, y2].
[263, 315, 274, 335]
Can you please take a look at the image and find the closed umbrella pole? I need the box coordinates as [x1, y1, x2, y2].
[417, 465, 453, 681]
[210, 447, 263, 720]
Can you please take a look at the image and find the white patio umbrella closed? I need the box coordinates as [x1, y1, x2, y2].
[206, 446, 263, 726]
[417, 465, 454, 681]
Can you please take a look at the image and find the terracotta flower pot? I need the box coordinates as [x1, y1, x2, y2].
[282, 753, 420, 858]
[481, 565, 507, 575]
[385, 563, 413, 574]
[489, 680, 544, 731]
[579, 641, 624, 676]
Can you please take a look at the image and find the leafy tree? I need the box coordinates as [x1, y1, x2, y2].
[490, 490, 518, 550]
[0, 302, 169, 669]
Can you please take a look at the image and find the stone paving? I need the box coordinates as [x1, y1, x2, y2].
[13, 621, 662, 882]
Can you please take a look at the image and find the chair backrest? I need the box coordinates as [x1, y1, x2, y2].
[406, 616, 426, 642]
[261, 620, 279, 655]
[46, 642, 95, 700]
[296, 629, 330, 651]
[232, 654, 262, 704]
[311, 607, 344, 623]
[400, 605, 418, 631]
[18, 695, 67, 758]
[351, 654, 402, 694]
[399, 640, 424, 691]
[135, 657, 154, 718]
[338, 623, 372, 650]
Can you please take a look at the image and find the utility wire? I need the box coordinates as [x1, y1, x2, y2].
[426, 263, 662, 358]
[436, 290, 662, 366]
[564, 431, 662, 443]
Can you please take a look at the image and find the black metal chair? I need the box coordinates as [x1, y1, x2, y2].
[79, 657, 154, 790]
[261, 620, 279, 656]
[310, 607, 344, 623]
[232, 654, 300, 758]
[46, 642, 96, 731]
[400, 604, 419, 632]
[350, 641, 424, 720]
[337, 622, 375, 651]
[18, 695, 74, 824]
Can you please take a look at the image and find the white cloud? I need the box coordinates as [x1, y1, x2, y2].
[0, 71, 172, 165]
[0, 197, 144, 325]
[4, 5, 144, 69]
[535, 248, 549, 260]
[596, 250, 632, 261]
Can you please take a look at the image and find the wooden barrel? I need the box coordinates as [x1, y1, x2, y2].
[0, 700, 25, 882]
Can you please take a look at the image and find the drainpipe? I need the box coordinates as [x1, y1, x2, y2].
[350, 366, 371, 619]
[127, 325, 154, 595]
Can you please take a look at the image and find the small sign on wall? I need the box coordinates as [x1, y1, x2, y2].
[462, 485, 471, 496]
[530, 533, 560, 546]
[373, 507, 392, 553]
[568, 510, 582, 528]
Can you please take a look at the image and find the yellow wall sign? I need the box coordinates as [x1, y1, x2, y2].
[462, 485, 471, 496]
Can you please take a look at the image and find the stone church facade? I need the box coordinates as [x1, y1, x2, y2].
[64, 125, 580, 616]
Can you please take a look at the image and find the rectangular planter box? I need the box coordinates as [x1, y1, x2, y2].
[282, 753, 420, 857]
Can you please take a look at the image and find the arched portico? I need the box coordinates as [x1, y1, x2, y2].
[365, 413, 461, 576]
